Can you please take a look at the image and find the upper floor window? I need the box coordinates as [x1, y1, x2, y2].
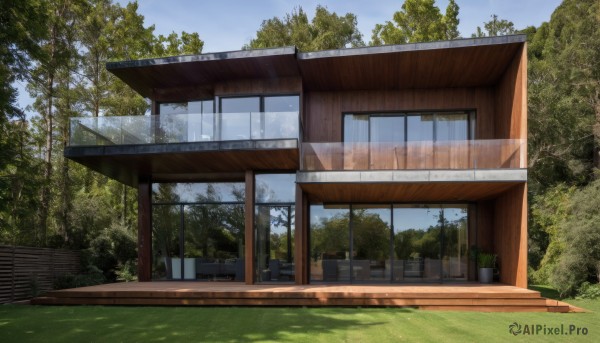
[343, 111, 475, 143]
[220, 95, 299, 140]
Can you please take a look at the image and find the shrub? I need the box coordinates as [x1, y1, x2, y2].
[576, 281, 600, 299]
[53, 265, 106, 290]
[115, 260, 138, 282]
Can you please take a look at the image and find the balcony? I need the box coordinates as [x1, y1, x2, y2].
[69, 112, 299, 146]
[302, 139, 525, 171]
[298, 139, 527, 203]
[65, 112, 300, 186]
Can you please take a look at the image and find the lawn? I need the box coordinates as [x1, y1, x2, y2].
[0, 293, 598, 342]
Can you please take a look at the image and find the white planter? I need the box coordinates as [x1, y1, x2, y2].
[171, 257, 196, 280]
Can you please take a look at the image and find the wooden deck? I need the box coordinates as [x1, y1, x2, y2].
[31, 282, 579, 312]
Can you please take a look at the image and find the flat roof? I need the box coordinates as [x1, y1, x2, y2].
[107, 35, 527, 98]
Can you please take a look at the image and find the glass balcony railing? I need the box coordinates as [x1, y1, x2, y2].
[301, 139, 526, 171]
[69, 112, 299, 146]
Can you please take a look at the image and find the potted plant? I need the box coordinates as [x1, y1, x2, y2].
[477, 252, 496, 284]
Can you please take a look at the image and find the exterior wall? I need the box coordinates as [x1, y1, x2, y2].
[494, 45, 528, 148]
[493, 184, 528, 288]
[215, 77, 302, 97]
[303, 88, 496, 142]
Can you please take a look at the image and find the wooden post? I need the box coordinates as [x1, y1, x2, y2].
[244, 170, 255, 284]
[295, 185, 308, 284]
[137, 180, 152, 282]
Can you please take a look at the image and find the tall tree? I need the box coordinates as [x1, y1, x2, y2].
[27, 0, 81, 244]
[0, 0, 47, 243]
[370, 0, 460, 45]
[471, 15, 516, 38]
[246, 5, 363, 51]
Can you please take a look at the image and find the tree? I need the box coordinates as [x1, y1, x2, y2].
[246, 5, 363, 51]
[370, 0, 460, 46]
[471, 15, 516, 38]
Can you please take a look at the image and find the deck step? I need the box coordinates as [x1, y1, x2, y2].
[30, 283, 579, 312]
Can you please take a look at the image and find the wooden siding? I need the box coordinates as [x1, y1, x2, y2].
[0, 245, 80, 303]
[493, 184, 527, 288]
[494, 45, 527, 144]
[300, 182, 521, 203]
[303, 88, 495, 142]
[294, 185, 308, 284]
[215, 77, 302, 97]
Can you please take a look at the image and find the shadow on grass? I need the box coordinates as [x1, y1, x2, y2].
[0, 305, 417, 342]
[529, 284, 561, 299]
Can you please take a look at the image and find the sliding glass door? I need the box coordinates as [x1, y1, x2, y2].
[309, 203, 469, 283]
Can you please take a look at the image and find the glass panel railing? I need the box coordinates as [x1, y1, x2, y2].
[69, 112, 299, 146]
[301, 139, 525, 171]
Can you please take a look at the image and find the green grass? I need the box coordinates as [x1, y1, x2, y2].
[0, 301, 597, 343]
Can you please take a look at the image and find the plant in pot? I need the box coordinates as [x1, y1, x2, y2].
[477, 252, 496, 284]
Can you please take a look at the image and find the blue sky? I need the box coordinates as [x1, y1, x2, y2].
[123, 0, 562, 53]
[17, 0, 563, 113]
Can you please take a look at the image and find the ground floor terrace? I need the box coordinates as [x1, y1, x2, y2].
[134, 171, 527, 290]
[32, 282, 579, 312]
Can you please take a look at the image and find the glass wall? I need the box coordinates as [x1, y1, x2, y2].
[393, 205, 442, 282]
[255, 174, 296, 283]
[344, 111, 475, 143]
[309, 205, 350, 282]
[309, 203, 469, 283]
[151, 182, 245, 281]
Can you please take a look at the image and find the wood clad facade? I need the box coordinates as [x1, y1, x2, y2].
[65, 36, 529, 294]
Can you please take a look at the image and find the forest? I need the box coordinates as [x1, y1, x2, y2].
[1, 0, 598, 296]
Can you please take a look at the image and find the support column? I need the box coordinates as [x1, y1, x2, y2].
[295, 185, 308, 284]
[137, 180, 152, 282]
[244, 170, 255, 284]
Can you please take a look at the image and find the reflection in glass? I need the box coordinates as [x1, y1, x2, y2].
[152, 204, 181, 280]
[160, 102, 188, 115]
[151, 182, 245, 281]
[352, 206, 392, 282]
[370, 116, 405, 143]
[221, 97, 260, 114]
[255, 174, 296, 203]
[436, 113, 469, 141]
[344, 115, 369, 142]
[407, 114, 434, 141]
[393, 205, 442, 282]
[264, 96, 299, 112]
[309, 205, 350, 282]
[184, 204, 245, 281]
[255, 206, 295, 282]
[442, 206, 468, 280]
[152, 183, 245, 203]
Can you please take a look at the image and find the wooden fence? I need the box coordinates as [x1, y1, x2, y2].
[0, 245, 80, 303]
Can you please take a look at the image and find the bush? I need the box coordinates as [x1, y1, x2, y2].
[88, 223, 137, 281]
[115, 260, 138, 282]
[53, 265, 106, 290]
[576, 282, 600, 299]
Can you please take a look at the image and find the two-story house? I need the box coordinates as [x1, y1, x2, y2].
[64, 35, 528, 291]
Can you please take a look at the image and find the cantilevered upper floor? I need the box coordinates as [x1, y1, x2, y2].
[65, 35, 527, 187]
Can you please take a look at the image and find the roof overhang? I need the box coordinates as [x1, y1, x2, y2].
[106, 35, 527, 98]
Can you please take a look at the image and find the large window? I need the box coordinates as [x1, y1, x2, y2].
[159, 100, 215, 142]
[344, 111, 475, 143]
[220, 95, 299, 140]
[255, 174, 296, 283]
[309, 203, 468, 283]
[151, 182, 245, 281]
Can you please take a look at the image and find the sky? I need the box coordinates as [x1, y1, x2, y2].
[17, 0, 563, 114]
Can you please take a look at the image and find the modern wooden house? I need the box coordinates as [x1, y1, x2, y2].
[45, 35, 545, 310]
